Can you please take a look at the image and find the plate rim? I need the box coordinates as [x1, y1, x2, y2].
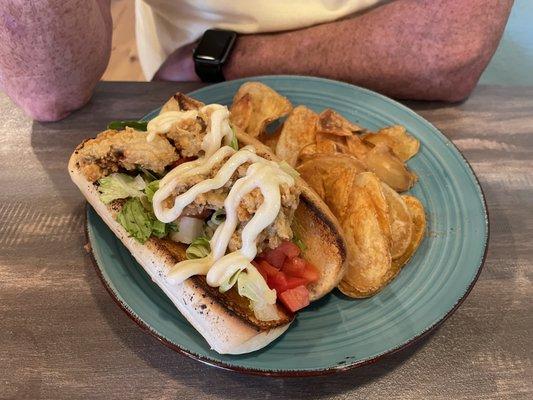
[86, 75, 490, 377]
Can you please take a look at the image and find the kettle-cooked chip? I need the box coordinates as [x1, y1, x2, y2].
[257, 125, 282, 152]
[392, 195, 426, 270]
[316, 137, 341, 155]
[275, 106, 319, 166]
[364, 143, 417, 192]
[229, 92, 253, 133]
[380, 182, 413, 260]
[338, 172, 393, 298]
[362, 125, 420, 161]
[297, 143, 319, 164]
[345, 135, 370, 159]
[317, 109, 364, 137]
[297, 154, 366, 202]
[230, 82, 292, 137]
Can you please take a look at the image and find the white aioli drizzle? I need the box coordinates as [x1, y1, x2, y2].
[159, 147, 234, 188]
[152, 146, 295, 298]
[145, 105, 233, 157]
[153, 145, 282, 224]
[204, 162, 294, 288]
[146, 110, 198, 142]
[200, 104, 234, 157]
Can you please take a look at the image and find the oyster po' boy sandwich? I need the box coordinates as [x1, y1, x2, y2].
[69, 93, 346, 354]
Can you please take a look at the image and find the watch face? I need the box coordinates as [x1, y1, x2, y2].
[194, 29, 237, 64]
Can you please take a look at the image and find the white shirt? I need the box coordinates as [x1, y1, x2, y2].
[135, 0, 387, 80]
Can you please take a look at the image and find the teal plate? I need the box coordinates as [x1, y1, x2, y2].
[86, 76, 488, 376]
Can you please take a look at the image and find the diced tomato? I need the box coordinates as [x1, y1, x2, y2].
[255, 241, 318, 306]
[260, 248, 286, 269]
[253, 260, 268, 281]
[282, 256, 307, 277]
[277, 240, 300, 258]
[282, 257, 320, 284]
[285, 276, 309, 290]
[259, 241, 300, 269]
[267, 273, 309, 295]
[279, 286, 310, 313]
[256, 260, 279, 279]
[267, 270, 289, 293]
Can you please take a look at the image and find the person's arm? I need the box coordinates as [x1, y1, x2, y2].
[0, 0, 112, 121]
[223, 0, 513, 101]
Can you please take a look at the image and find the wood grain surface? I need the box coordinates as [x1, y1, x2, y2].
[0, 82, 531, 400]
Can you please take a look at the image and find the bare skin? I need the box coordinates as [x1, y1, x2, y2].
[0, 0, 513, 121]
[0, 0, 111, 121]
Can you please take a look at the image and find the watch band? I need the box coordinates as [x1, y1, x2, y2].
[194, 61, 225, 83]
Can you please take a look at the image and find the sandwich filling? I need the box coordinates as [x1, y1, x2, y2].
[152, 145, 297, 321]
[74, 94, 318, 322]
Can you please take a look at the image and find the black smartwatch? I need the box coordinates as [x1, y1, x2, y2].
[193, 29, 237, 83]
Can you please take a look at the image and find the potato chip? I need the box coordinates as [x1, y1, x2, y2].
[316, 130, 349, 151]
[338, 172, 392, 298]
[275, 106, 318, 166]
[362, 125, 420, 161]
[345, 135, 370, 159]
[380, 182, 413, 260]
[392, 195, 426, 270]
[229, 93, 253, 132]
[363, 143, 417, 192]
[230, 82, 292, 137]
[257, 125, 282, 152]
[297, 153, 366, 173]
[296, 154, 365, 204]
[160, 93, 204, 113]
[354, 172, 391, 239]
[317, 109, 363, 137]
[315, 138, 340, 155]
[297, 143, 319, 164]
[324, 169, 359, 221]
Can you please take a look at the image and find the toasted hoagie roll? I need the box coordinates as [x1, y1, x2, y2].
[69, 93, 346, 354]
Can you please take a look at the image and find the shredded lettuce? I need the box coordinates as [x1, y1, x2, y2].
[237, 266, 278, 321]
[210, 208, 226, 225]
[168, 222, 178, 232]
[252, 302, 280, 321]
[186, 236, 211, 259]
[116, 198, 154, 243]
[217, 263, 278, 320]
[279, 160, 300, 178]
[229, 127, 239, 151]
[237, 266, 277, 305]
[203, 208, 226, 238]
[144, 180, 160, 203]
[107, 120, 148, 131]
[219, 269, 242, 293]
[151, 219, 168, 238]
[292, 231, 307, 252]
[116, 197, 175, 243]
[97, 173, 146, 204]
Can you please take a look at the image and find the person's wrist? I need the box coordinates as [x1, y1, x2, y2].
[223, 34, 285, 80]
[154, 42, 199, 82]
[223, 34, 271, 80]
[222, 37, 242, 81]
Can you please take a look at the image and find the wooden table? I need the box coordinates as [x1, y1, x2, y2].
[1, 82, 531, 399]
